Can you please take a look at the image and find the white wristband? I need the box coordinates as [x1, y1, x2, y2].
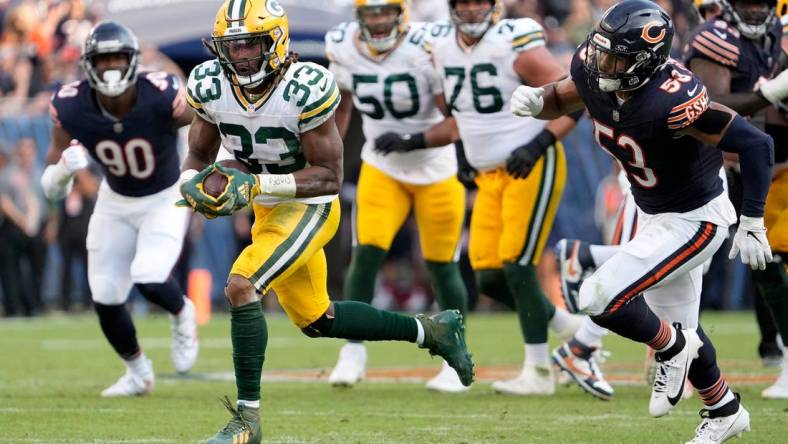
[257, 174, 297, 198]
[179, 169, 198, 186]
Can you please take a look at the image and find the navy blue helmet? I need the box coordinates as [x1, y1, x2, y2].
[583, 0, 673, 93]
[719, 0, 777, 39]
[80, 21, 140, 97]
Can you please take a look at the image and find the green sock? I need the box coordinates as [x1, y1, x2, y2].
[504, 262, 555, 344]
[328, 301, 417, 342]
[426, 261, 468, 317]
[231, 301, 268, 402]
[754, 255, 788, 343]
[344, 245, 387, 303]
[475, 268, 515, 310]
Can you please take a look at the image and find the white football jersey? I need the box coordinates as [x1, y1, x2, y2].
[326, 21, 456, 185]
[428, 19, 549, 172]
[186, 59, 340, 205]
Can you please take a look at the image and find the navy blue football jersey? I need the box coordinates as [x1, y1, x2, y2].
[684, 19, 782, 93]
[571, 46, 724, 214]
[50, 72, 183, 197]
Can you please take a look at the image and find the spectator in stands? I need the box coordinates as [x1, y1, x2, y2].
[0, 138, 47, 315]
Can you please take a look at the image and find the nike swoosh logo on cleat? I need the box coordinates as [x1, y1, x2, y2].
[667, 361, 690, 406]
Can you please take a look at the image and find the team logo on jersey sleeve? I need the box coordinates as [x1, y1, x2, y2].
[641, 21, 666, 44]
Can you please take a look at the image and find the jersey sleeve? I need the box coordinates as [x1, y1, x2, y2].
[662, 66, 711, 131]
[325, 22, 352, 91]
[412, 23, 443, 95]
[186, 60, 220, 124]
[510, 18, 546, 52]
[49, 81, 83, 135]
[141, 71, 186, 120]
[296, 63, 341, 132]
[684, 21, 741, 68]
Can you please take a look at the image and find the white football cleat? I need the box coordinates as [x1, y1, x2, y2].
[761, 373, 788, 399]
[328, 342, 367, 386]
[552, 343, 614, 400]
[492, 365, 555, 396]
[686, 402, 750, 444]
[650, 325, 702, 417]
[101, 357, 154, 397]
[426, 360, 470, 393]
[171, 297, 199, 374]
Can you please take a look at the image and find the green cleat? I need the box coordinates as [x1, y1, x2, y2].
[205, 397, 262, 444]
[416, 310, 475, 386]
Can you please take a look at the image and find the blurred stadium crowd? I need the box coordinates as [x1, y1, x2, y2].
[0, 0, 761, 328]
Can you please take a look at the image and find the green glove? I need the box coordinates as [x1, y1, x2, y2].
[212, 163, 260, 214]
[175, 165, 230, 218]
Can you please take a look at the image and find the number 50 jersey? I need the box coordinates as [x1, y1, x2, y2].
[186, 59, 340, 206]
[428, 19, 549, 172]
[325, 21, 456, 185]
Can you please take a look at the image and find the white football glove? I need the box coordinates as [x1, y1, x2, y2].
[510, 85, 544, 117]
[758, 69, 788, 104]
[728, 215, 773, 270]
[61, 141, 88, 173]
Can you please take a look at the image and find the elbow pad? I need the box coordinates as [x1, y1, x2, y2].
[718, 115, 774, 216]
[41, 162, 74, 201]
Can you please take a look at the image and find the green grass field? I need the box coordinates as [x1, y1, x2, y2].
[0, 311, 785, 443]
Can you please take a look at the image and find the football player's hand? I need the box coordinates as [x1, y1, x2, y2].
[176, 166, 226, 218]
[505, 130, 555, 179]
[212, 163, 259, 214]
[454, 141, 477, 189]
[61, 141, 88, 173]
[373, 132, 426, 155]
[759, 68, 788, 104]
[510, 85, 544, 117]
[729, 215, 773, 270]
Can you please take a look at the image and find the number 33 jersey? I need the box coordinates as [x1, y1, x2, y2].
[428, 18, 549, 172]
[50, 72, 184, 197]
[186, 59, 340, 205]
[325, 21, 456, 185]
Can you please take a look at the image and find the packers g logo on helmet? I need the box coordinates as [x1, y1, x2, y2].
[206, 0, 290, 89]
[354, 0, 409, 53]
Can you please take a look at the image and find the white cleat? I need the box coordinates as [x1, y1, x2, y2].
[552, 343, 614, 400]
[171, 297, 199, 374]
[650, 325, 703, 417]
[101, 358, 154, 397]
[686, 403, 750, 444]
[761, 374, 788, 399]
[328, 342, 367, 386]
[492, 365, 555, 396]
[426, 360, 470, 393]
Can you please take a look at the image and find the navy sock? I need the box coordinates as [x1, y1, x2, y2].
[135, 276, 185, 315]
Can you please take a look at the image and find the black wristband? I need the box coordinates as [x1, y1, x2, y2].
[408, 132, 427, 150]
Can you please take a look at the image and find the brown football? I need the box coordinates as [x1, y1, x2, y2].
[202, 159, 251, 198]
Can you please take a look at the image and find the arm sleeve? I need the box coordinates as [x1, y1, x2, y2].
[185, 64, 216, 124]
[717, 114, 774, 217]
[299, 67, 341, 132]
[684, 23, 740, 68]
[511, 18, 546, 52]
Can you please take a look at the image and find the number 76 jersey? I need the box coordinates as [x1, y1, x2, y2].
[186, 59, 340, 205]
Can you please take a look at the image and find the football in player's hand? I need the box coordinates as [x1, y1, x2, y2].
[202, 159, 250, 198]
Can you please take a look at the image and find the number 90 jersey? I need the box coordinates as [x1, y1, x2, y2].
[325, 21, 456, 185]
[428, 19, 549, 172]
[186, 59, 340, 206]
[50, 72, 183, 197]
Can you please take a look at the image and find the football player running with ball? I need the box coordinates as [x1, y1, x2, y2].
[325, 0, 469, 392]
[177, 1, 473, 442]
[42, 21, 198, 397]
[427, 0, 591, 396]
[511, 1, 773, 442]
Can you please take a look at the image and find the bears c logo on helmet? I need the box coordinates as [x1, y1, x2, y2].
[641, 21, 666, 43]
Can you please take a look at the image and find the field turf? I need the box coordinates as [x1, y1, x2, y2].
[0, 311, 785, 443]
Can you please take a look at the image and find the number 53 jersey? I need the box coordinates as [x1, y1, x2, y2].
[186, 59, 340, 206]
[428, 19, 549, 172]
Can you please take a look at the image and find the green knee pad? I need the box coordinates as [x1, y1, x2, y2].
[344, 245, 387, 304]
[426, 261, 468, 316]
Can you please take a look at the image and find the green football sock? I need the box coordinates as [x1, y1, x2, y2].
[475, 268, 515, 310]
[328, 301, 417, 342]
[754, 255, 788, 344]
[231, 301, 268, 402]
[504, 262, 555, 344]
[344, 245, 387, 304]
[426, 261, 468, 317]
